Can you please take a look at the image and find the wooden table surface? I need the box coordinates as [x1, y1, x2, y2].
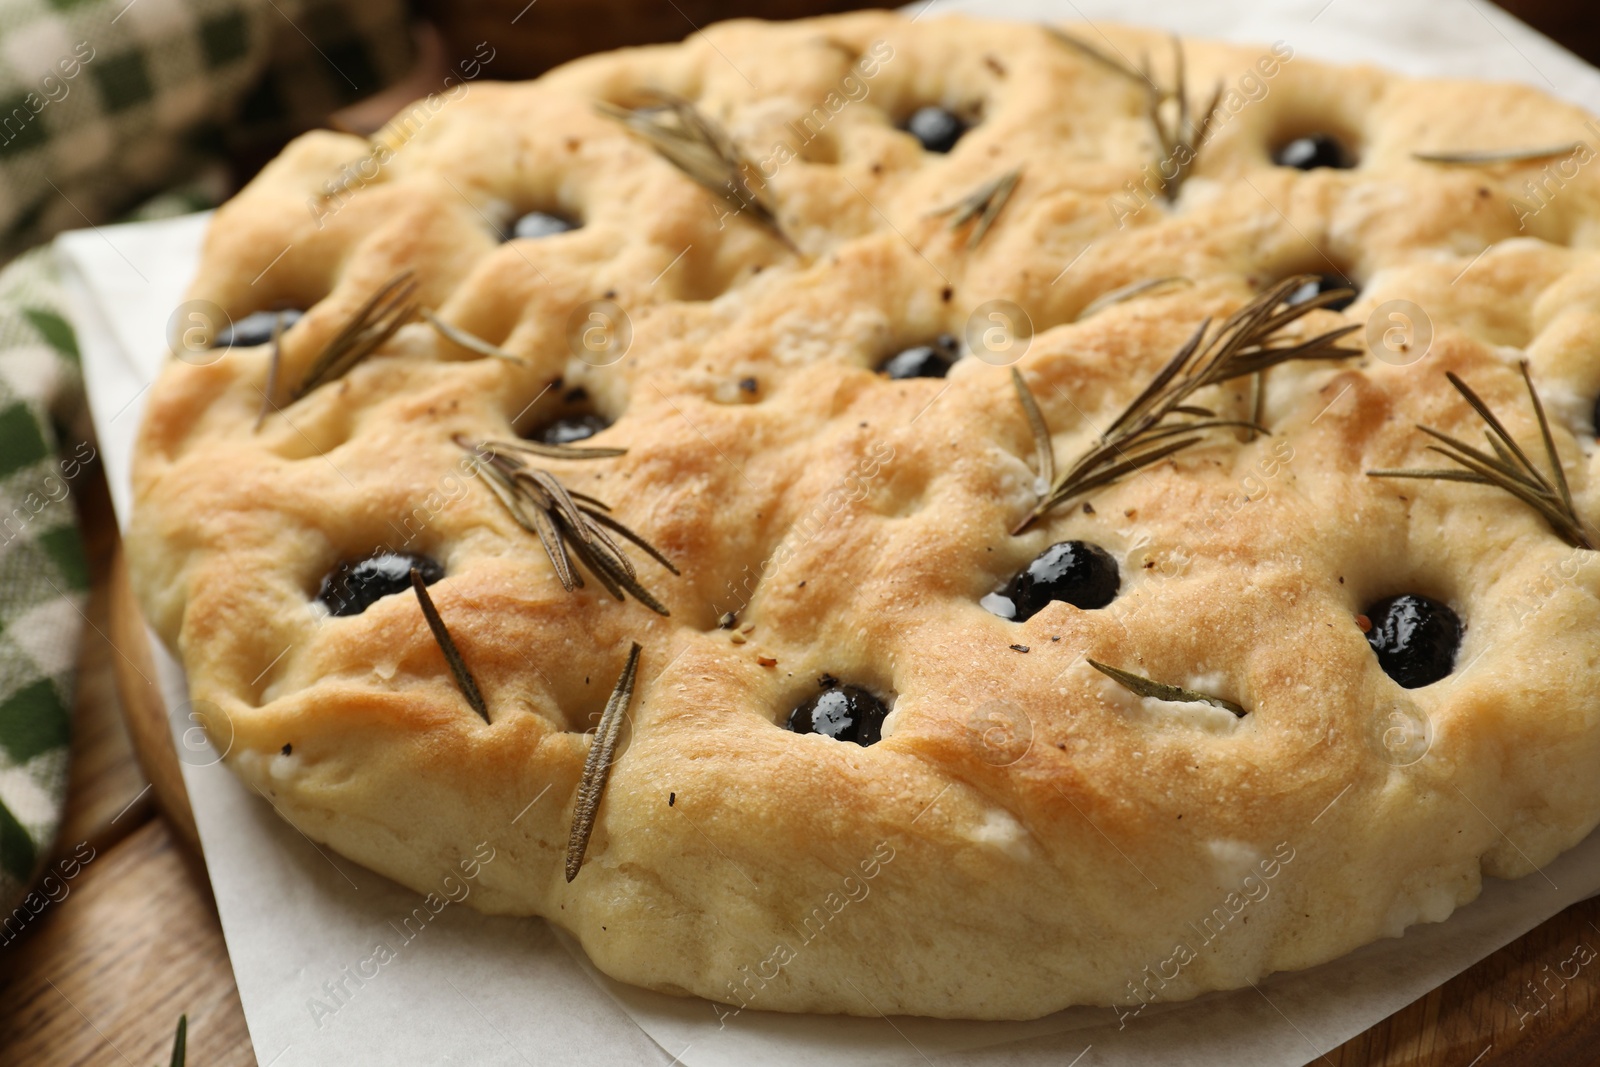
[4, 4, 1600, 1063]
[0, 463, 255, 1066]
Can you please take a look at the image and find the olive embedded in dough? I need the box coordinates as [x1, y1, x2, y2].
[985, 541, 1120, 621]
[1364, 593, 1462, 688]
[905, 105, 967, 153]
[319, 552, 443, 617]
[786, 684, 889, 745]
[1273, 133, 1353, 170]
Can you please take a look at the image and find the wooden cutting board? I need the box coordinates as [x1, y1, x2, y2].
[107, 546, 199, 853]
[105, 542, 1600, 1065]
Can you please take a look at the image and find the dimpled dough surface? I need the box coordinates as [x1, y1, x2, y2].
[127, 12, 1600, 1020]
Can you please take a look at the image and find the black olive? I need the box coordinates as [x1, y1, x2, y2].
[215, 309, 302, 348]
[535, 414, 610, 445]
[511, 211, 578, 240]
[880, 334, 960, 379]
[985, 541, 1119, 621]
[1286, 273, 1356, 312]
[905, 106, 967, 153]
[786, 684, 888, 746]
[1365, 593, 1461, 688]
[319, 551, 442, 617]
[1273, 134, 1353, 171]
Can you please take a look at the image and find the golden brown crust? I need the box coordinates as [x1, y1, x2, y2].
[129, 12, 1600, 1019]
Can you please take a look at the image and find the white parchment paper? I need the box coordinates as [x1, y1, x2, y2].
[59, 2, 1600, 1063]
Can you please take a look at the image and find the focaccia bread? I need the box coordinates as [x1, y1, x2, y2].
[127, 11, 1600, 1020]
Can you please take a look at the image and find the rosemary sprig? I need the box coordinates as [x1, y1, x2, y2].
[410, 567, 491, 723]
[170, 1014, 187, 1067]
[1412, 144, 1583, 165]
[1089, 658, 1245, 716]
[933, 167, 1022, 249]
[597, 93, 792, 249]
[1368, 361, 1594, 550]
[1013, 275, 1361, 532]
[566, 641, 641, 882]
[461, 437, 679, 613]
[292, 270, 419, 399]
[421, 309, 527, 366]
[1076, 276, 1191, 321]
[1049, 29, 1222, 201]
[253, 311, 287, 432]
[1146, 41, 1223, 201]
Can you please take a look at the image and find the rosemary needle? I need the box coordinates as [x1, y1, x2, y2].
[1412, 144, 1583, 165]
[253, 311, 287, 432]
[421, 308, 527, 366]
[1076, 277, 1191, 321]
[1089, 659, 1245, 716]
[933, 167, 1022, 249]
[1012, 367, 1054, 496]
[411, 567, 491, 723]
[1045, 26, 1163, 94]
[567, 642, 642, 881]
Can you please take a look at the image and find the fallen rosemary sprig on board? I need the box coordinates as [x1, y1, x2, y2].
[933, 167, 1022, 249]
[460, 437, 678, 613]
[1048, 29, 1222, 201]
[1089, 659, 1245, 716]
[169, 1014, 187, 1067]
[410, 567, 491, 723]
[292, 270, 419, 399]
[1012, 275, 1361, 532]
[1368, 361, 1594, 550]
[1412, 144, 1583, 165]
[597, 93, 793, 249]
[566, 642, 641, 881]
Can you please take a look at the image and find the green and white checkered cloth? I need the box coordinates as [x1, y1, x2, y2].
[0, 0, 414, 263]
[0, 240, 85, 907]
[0, 0, 411, 917]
